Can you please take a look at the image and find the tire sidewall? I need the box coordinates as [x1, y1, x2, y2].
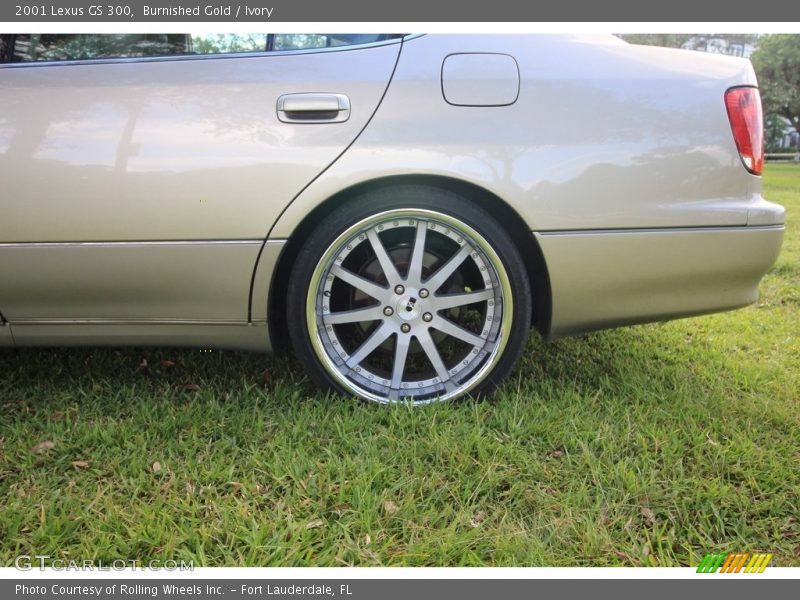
[286, 185, 532, 402]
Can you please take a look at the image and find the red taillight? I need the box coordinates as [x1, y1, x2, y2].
[725, 86, 764, 176]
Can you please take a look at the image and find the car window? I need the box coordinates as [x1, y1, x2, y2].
[272, 34, 400, 51]
[1, 34, 404, 63]
[9, 34, 195, 62]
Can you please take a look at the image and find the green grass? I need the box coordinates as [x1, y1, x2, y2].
[1, 165, 798, 567]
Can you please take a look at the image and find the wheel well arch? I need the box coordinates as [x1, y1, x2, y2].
[266, 175, 552, 352]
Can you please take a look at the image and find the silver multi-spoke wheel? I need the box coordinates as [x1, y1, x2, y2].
[305, 208, 514, 404]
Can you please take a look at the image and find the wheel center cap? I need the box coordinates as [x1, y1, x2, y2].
[397, 295, 421, 321]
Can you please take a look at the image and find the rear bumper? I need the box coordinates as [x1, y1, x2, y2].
[747, 196, 786, 226]
[535, 224, 784, 339]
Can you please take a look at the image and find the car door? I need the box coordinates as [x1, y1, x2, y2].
[0, 34, 401, 325]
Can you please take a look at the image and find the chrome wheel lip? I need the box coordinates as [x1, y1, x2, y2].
[305, 208, 514, 405]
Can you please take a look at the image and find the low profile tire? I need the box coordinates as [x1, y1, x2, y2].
[287, 186, 532, 404]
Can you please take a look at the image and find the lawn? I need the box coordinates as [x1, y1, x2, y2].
[1, 165, 798, 568]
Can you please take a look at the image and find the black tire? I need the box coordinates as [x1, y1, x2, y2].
[287, 185, 532, 404]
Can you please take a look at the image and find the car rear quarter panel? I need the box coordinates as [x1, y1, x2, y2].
[271, 34, 775, 238]
[268, 34, 784, 339]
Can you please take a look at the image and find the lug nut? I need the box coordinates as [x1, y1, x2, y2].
[419, 289, 429, 298]
[400, 323, 411, 333]
[423, 312, 433, 322]
[394, 284, 405, 295]
[383, 307, 394, 316]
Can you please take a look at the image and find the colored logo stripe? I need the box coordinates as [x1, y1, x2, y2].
[697, 553, 726, 573]
[745, 553, 773, 573]
[696, 553, 772, 573]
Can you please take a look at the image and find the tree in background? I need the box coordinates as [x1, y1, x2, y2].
[751, 34, 800, 141]
[618, 34, 696, 48]
[619, 34, 759, 55]
[764, 114, 791, 152]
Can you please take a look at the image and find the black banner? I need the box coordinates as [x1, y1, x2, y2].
[1, 0, 800, 22]
[4, 579, 800, 600]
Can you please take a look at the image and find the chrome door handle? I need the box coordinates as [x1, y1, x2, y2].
[277, 93, 351, 123]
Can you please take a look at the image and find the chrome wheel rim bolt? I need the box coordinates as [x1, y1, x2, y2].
[401, 323, 411, 333]
[419, 289, 429, 298]
[423, 312, 433, 322]
[394, 284, 405, 295]
[383, 307, 394, 317]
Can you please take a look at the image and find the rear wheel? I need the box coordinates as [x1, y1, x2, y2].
[287, 186, 531, 404]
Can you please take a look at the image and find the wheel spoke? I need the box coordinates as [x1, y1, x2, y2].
[324, 305, 385, 325]
[367, 229, 401, 284]
[430, 288, 494, 311]
[423, 244, 471, 293]
[431, 316, 486, 349]
[331, 265, 390, 303]
[406, 221, 427, 283]
[345, 322, 393, 368]
[390, 333, 411, 389]
[416, 327, 455, 391]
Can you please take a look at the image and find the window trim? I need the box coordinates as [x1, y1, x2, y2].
[0, 34, 412, 68]
[1, 34, 14, 62]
